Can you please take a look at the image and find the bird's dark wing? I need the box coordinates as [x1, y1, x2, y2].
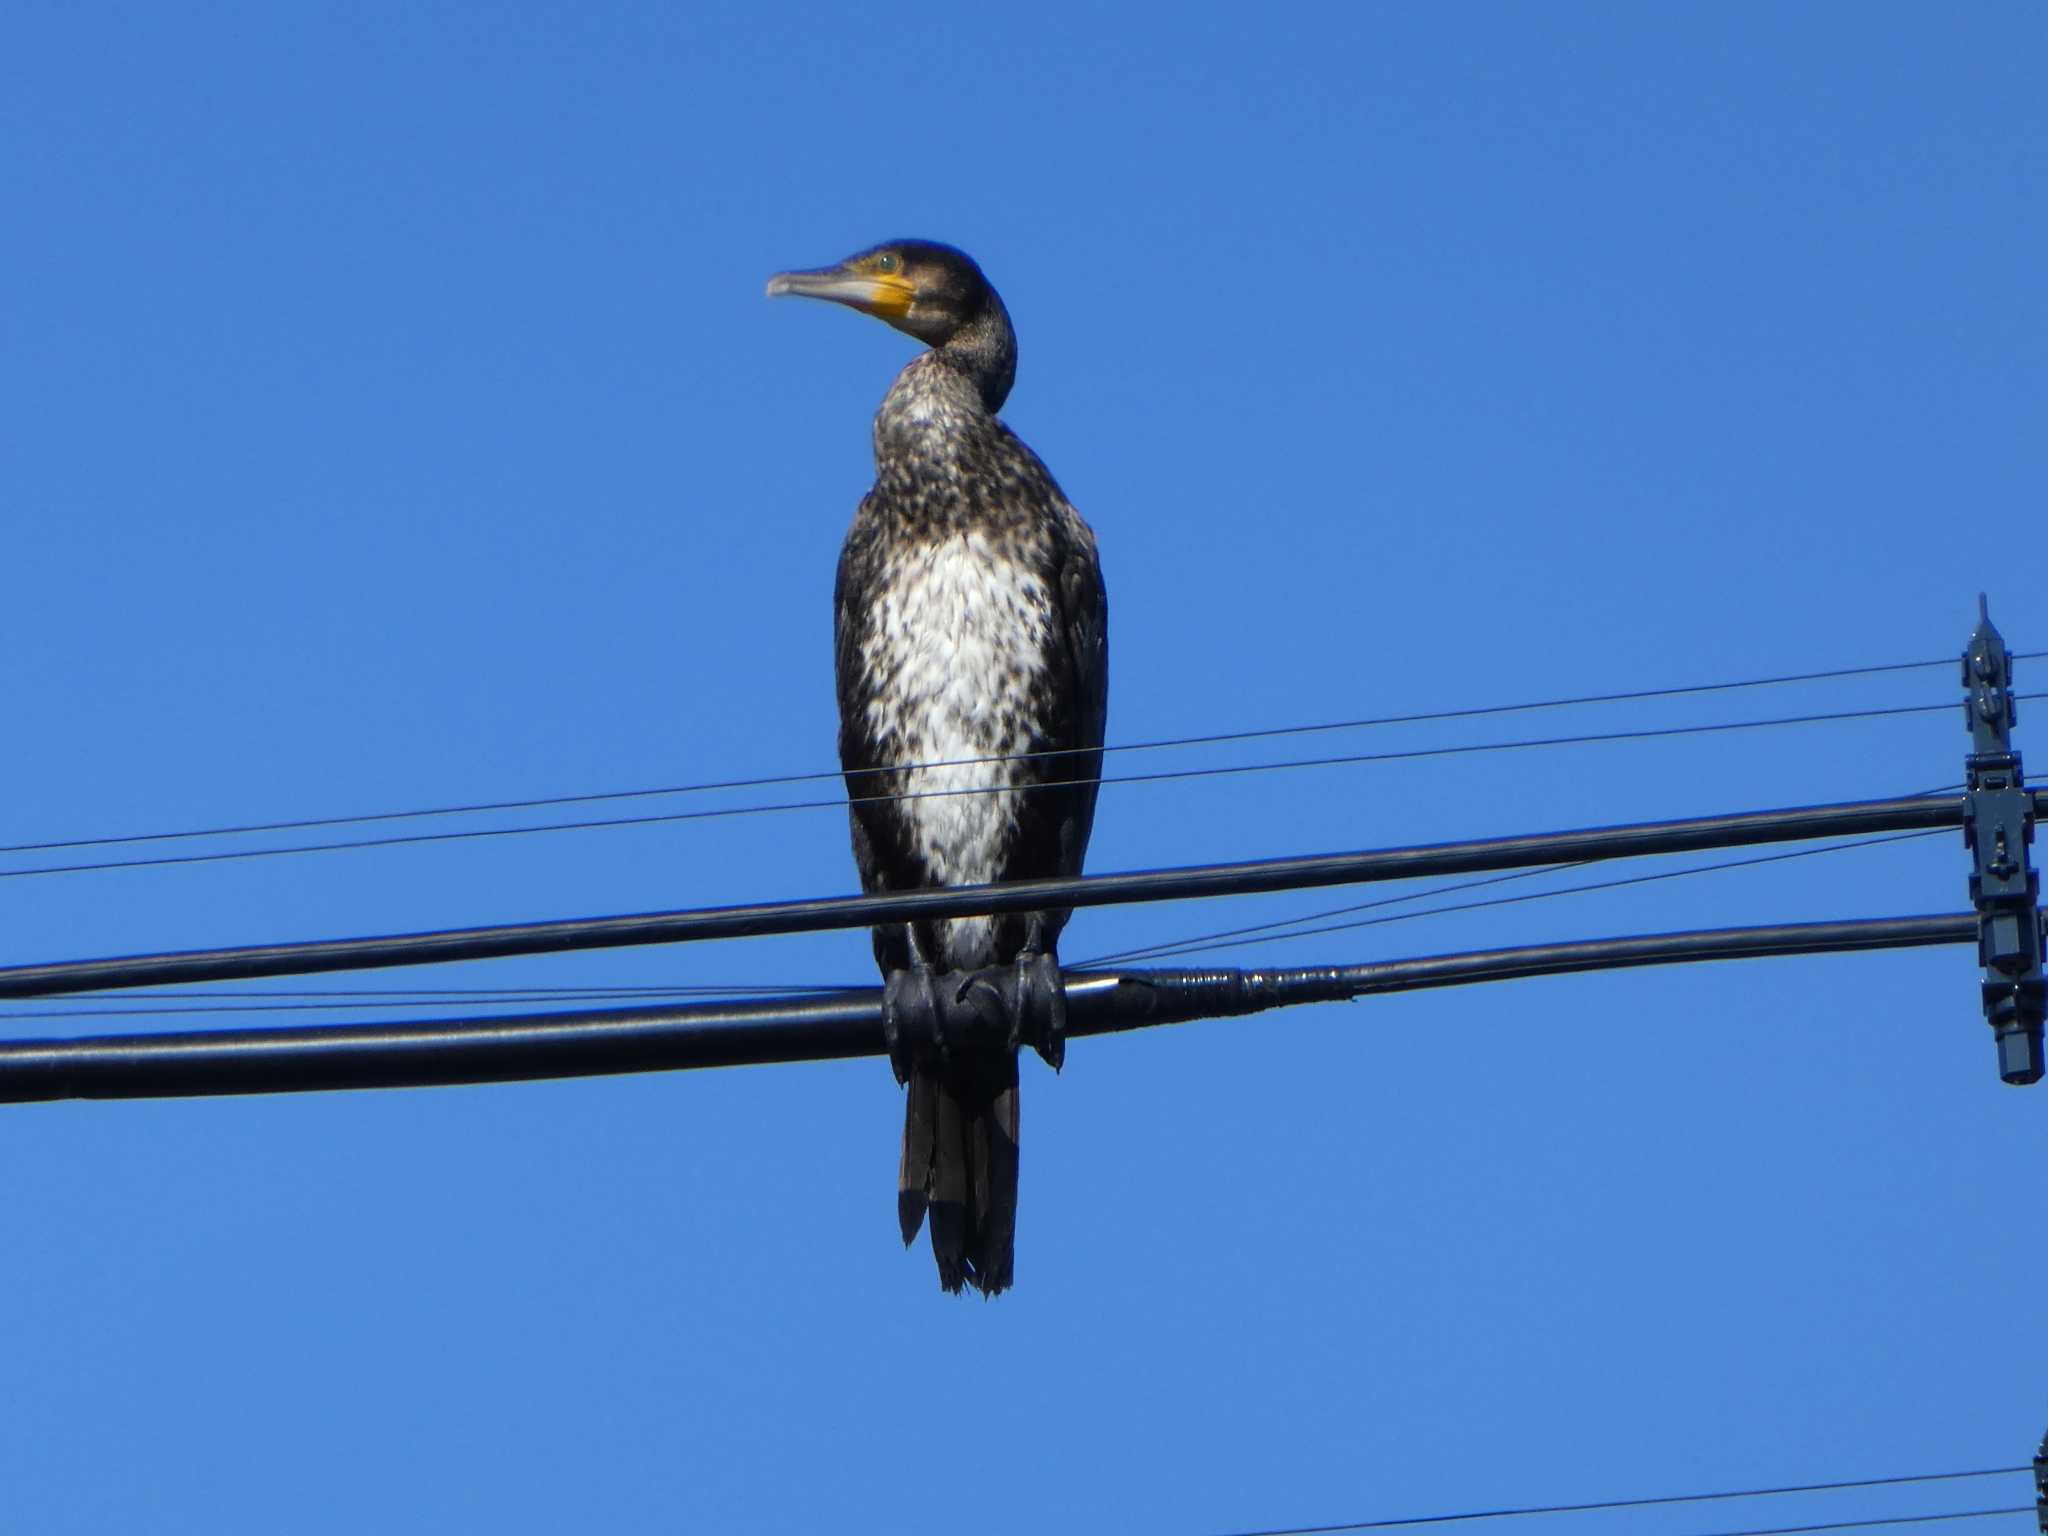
[833, 494, 919, 975]
[1053, 514, 1108, 881]
[984, 494, 1107, 967]
[831, 496, 881, 781]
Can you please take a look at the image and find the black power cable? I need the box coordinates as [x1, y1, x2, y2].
[1093, 829, 1946, 967]
[0, 986, 844, 1023]
[0, 912, 1977, 1103]
[0, 789, 1998, 1001]
[6, 816, 1941, 1022]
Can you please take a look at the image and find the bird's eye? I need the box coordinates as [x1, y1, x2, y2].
[873, 252, 900, 274]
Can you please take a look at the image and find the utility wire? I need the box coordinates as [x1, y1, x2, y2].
[1093, 829, 1946, 966]
[72, 984, 845, 1000]
[6, 696, 2028, 882]
[0, 985, 844, 1023]
[1076, 782, 1955, 964]
[1118, 774, 1954, 964]
[8, 836, 1915, 1022]
[9, 650, 2031, 860]
[1211, 1465, 2032, 1535]
[6, 815, 1937, 1022]
[1083, 860, 1588, 965]
[1672, 1511, 2035, 1536]
[2, 786, 1963, 1019]
[0, 912, 1982, 1102]
[0, 790, 1997, 1000]
[1235, 1507, 2034, 1536]
[1, 824, 1943, 1022]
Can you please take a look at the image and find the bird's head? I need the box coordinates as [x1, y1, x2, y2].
[765, 240, 1001, 351]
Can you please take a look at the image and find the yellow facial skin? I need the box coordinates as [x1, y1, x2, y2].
[852, 252, 915, 320]
[765, 250, 916, 322]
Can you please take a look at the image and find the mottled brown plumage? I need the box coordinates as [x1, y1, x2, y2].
[769, 241, 1108, 1294]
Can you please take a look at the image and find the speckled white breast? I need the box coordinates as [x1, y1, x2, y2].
[866, 531, 1053, 969]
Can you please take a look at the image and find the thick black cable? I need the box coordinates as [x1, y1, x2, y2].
[0, 789, 1999, 1002]
[1213, 1465, 2032, 1535]
[10, 650, 2029, 860]
[1092, 783, 1963, 966]
[0, 987, 840, 1023]
[1097, 829, 1946, 966]
[4, 793, 1956, 1018]
[8, 832, 1924, 1021]
[6, 831, 1937, 1020]
[1083, 860, 1589, 965]
[67, 984, 841, 1000]
[0, 790, 1995, 1000]
[0, 913, 1978, 1101]
[5, 696, 2025, 882]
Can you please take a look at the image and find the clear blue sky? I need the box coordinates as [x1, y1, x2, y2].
[3, 4, 2043, 1533]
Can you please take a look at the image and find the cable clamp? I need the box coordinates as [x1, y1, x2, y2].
[1961, 597, 2044, 1085]
[2033, 1424, 2047, 1535]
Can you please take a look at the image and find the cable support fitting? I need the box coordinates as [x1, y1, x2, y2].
[2035, 1424, 2047, 1536]
[1961, 597, 2045, 1085]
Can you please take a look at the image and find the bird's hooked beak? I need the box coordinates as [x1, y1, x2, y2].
[765, 262, 915, 323]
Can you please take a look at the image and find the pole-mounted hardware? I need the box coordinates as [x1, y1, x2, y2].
[1961, 596, 2044, 1085]
[2033, 1423, 2046, 1535]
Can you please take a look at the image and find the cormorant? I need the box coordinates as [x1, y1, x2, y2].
[767, 241, 1108, 1296]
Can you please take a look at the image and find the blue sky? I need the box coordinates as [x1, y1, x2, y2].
[2, 4, 2044, 1532]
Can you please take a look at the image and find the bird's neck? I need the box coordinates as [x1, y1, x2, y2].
[871, 299, 1018, 483]
[873, 351, 1000, 466]
[937, 296, 1017, 412]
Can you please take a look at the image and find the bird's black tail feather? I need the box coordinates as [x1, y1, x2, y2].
[899, 1055, 1019, 1296]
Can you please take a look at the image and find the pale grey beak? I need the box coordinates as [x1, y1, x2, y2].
[767, 268, 871, 302]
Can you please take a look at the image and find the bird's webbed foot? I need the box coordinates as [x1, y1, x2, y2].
[882, 963, 946, 1086]
[886, 921, 1067, 1075]
[1004, 922, 1066, 1071]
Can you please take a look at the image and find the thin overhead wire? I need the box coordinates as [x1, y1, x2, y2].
[7, 696, 2030, 883]
[7, 800, 1955, 1022]
[0, 913, 1984, 1102]
[0, 982, 843, 1023]
[1209, 1465, 2033, 1535]
[2, 826, 1947, 1020]
[1671, 1510, 2035, 1536]
[1237, 1508, 2035, 1536]
[0, 789, 1991, 1000]
[8, 649, 2031, 860]
[1082, 859, 1590, 965]
[1092, 828, 1948, 967]
[1087, 781, 1959, 965]
[85, 984, 842, 1000]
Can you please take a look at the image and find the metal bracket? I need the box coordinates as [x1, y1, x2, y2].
[1961, 596, 2045, 1086]
[2034, 1423, 2046, 1536]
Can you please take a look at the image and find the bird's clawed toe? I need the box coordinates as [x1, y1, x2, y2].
[882, 965, 946, 1084]
[1006, 949, 1066, 1071]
